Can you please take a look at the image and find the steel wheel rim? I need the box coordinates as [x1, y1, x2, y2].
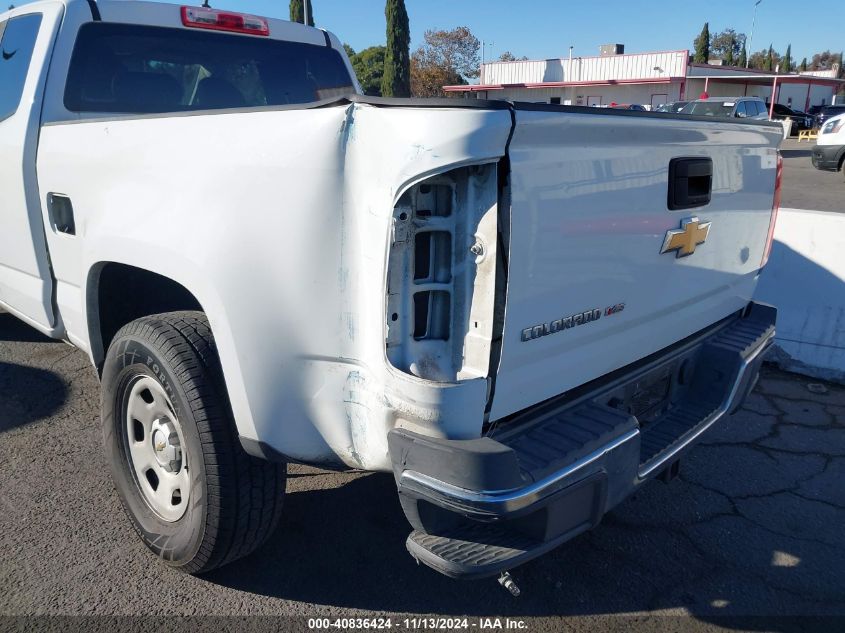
[124, 375, 190, 522]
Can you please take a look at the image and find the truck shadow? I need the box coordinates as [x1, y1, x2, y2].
[0, 313, 68, 432]
[780, 148, 813, 159]
[0, 361, 68, 432]
[0, 313, 62, 343]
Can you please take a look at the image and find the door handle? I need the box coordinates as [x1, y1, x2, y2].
[47, 193, 76, 235]
[667, 157, 712, 210]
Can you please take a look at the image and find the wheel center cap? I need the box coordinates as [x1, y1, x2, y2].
[150, 418, 182, 473]
[153, 430, 167, 452]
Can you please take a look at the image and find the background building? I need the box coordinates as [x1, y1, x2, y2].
[444, 46, 844, 111]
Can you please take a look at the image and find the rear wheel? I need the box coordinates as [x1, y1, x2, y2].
[102, 311, 285, 573]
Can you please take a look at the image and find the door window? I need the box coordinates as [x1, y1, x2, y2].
[0, 13, 42, 122]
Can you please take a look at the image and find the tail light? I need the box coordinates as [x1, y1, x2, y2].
[181, 6, 270, 36]
[760, 153, 782, 269]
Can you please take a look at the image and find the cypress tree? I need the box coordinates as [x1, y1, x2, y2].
[725, 35, 735, 66]
[764, 44, 774, 71]
[799, 57, 808, 72]
[289, 0, 314, 27]
[738, 43, 748, 68]
[782, 44, 792, 72]
[382, 0, 411, 97]
[693, 22, 710, 64]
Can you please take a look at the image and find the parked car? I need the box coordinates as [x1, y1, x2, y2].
[680, 97, 770, 120]
[0, 0, 782, 584]
[813, 104, 845, 129]
[770, 103, 813, 133]
[608, 103, 647, 111]
[655, 101, 690, 113]
[811, 113, 845, 179]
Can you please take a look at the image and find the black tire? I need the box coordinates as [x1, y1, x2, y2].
[102, 311, 285, 573]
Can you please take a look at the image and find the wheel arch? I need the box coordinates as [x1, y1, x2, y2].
[86, 259, 262, 459]
[86, 262, 204, 372]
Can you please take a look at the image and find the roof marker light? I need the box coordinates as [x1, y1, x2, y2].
[181, 6, 270, 36]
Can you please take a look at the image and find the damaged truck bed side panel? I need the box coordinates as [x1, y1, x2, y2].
[36, 102, 513, 470]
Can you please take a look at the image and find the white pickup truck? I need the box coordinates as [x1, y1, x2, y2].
[1, 0, 781, 585]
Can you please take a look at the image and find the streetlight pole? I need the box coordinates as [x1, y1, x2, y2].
[304, 1, 310, 26]
[481, 41, 494, 82]
[746, 0, 762, 68]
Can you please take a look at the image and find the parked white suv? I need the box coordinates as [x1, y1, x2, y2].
[0, 0, 781, 584]
[812, 113, 845, 180]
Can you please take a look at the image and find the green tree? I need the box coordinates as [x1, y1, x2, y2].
[350, 46, 387, 96]
[710, 28, 745, 64]
[763, 45, 774, 71]
[382, 0, 411, 97]
[809, 50, 839, 70]
[782, 44, 792, 72]
[498, 51, 528, 62]
[738, 43, 748, 68]
[799, 57, 808, 72]
[289, 0, 314, 26]
[724, 43, 735, 66]
[693, 22, 710, 64]
[410, 26, 480, 97]
[747, 47, 779, 70]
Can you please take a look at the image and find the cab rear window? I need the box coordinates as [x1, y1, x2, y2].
[64, 22, 355, 113]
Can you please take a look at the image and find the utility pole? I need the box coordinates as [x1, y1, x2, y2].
[481, 41, 494, 82]
[303, 1, 310, 27]
[746, 0, 762, 68]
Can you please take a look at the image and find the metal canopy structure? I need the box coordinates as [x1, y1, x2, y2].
[445, 53, 845, 113]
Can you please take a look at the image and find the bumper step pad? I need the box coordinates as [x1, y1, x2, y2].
[639, 309, 774, 473]
[497, 402, 637, 483]
[407, 523, 576, 579]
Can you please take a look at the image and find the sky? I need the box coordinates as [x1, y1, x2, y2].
[141, 0, 840, 65]
[14, 0, 840, 65]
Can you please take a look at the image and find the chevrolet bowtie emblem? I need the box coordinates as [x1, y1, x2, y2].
[660, 216, 711, 258]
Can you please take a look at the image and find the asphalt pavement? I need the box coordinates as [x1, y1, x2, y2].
[1, 310, 844, 632]
[780, 138, 844, 213]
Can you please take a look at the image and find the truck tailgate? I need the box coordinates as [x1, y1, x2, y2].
[489, 107, 781, 420]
